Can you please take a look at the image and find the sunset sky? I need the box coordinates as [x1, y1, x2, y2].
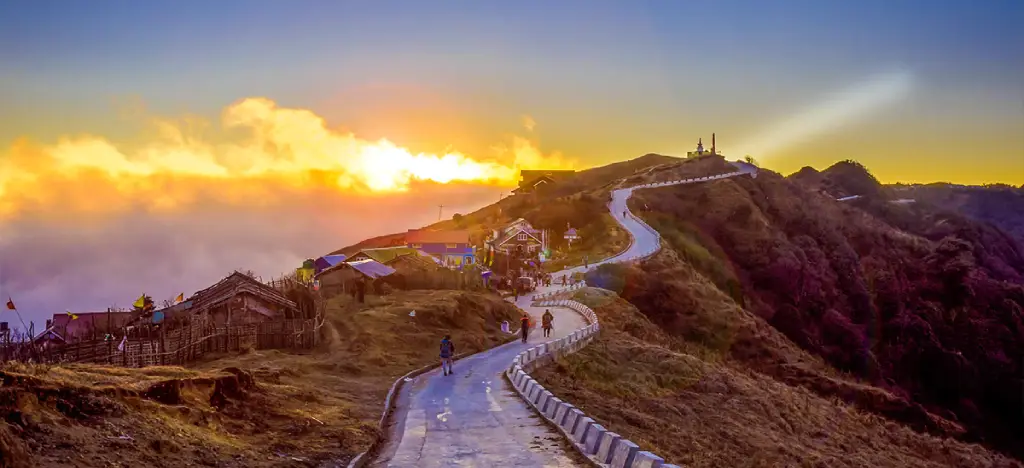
[1, 1, 1022, 324]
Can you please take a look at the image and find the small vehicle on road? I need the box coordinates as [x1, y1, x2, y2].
[516, 276, 537, 292]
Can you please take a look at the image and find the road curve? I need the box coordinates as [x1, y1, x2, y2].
[371, 162, 755, 467]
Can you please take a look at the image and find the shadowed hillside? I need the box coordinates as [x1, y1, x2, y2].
[623, 161, 1024, 459]
[892, 183, 1024, 248]
[533, 287, 1021, 467]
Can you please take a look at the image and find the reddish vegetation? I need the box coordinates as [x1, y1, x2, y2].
[892, 182, 1024, 248]
[622, 160, 1024, 459]
[533, 289, 1021, 467]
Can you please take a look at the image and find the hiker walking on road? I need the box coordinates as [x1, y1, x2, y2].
[520, 314, 531, 343]
[542, 309, 554, 338]
[440, 335, 456, 376]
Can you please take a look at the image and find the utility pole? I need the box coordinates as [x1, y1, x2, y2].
[438, 204, 444, 221]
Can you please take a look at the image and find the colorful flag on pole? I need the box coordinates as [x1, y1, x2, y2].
[132, 294, 146, 309]
[5, 298, 15, 310]
[174, 293, 184, 304]
[66, 310, 79, 320]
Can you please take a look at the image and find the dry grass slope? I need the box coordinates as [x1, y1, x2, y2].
[532, 288, 1022, 468]
[0, 290, 519, 467]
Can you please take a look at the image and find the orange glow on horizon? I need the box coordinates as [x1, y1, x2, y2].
[0, 98, 576, 220]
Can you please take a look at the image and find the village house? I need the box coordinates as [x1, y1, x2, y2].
[512, 169, 576, 196]
[313, 254, 347, 274]
[44, 311, 136, 342]
[385, 252, 441, 273]
[315, 258, 396, 297]
[405, 230, 475, 267]
[188, 272, 301, 326]
[564, 226, 580, 246]
[488, 218, 546, 257]
[347, 246, 426, 264]
[383, 252, 447, 289]
[31, 328, 66, 348]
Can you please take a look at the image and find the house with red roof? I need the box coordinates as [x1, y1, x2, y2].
[405, 229, 476, 267]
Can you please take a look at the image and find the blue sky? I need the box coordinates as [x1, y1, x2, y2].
[1, 0, 1023, 323]
[2, 0, 1023, 182]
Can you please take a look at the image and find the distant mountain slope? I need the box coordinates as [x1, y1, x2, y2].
[630, 162, 1024, 459]
[789, 160, 895, 200]
[894, 183, 1024, 247]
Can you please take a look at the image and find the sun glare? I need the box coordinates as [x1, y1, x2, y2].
[0, 98, 574, 218]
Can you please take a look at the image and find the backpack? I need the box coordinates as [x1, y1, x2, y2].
[440, 340, 454, 356]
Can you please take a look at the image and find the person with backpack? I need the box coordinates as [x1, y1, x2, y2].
[519, 314, 531, 343]
[542, 309, 554, 338]
[440, 335, 456, 376]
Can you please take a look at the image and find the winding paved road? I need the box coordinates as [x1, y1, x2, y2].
[372, 162, 756, 467]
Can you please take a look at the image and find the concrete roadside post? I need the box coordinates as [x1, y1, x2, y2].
[632, 451, 666, 468]
[610, 439, 640, 468]
[596, 432, 622, 464]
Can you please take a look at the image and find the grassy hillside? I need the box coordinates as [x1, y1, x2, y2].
[622, 162, 1024, 459]
[0, 290, 518, 467]
[532, 287, 1021, 467]
[330, 153, 687, 267]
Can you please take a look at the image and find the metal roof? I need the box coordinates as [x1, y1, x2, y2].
[345, 259, 396, 278]
[321, 254, 346, 265]
[318, 258, 396, 279]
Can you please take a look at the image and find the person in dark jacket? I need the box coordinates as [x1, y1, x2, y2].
[520, 314, 531, 343]
[440, 335, 456, 376]
[542, 310, 554, 337]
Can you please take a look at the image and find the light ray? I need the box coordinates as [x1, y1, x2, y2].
[733, 70, 914, 160]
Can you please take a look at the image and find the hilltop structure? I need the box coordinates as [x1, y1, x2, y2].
[512, 169, 576, 196]
[687, 133, 720, 159]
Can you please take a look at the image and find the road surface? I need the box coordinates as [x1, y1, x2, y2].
[372, 164, 754, 467]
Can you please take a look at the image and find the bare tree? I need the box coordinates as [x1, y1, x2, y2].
[744, 155, 759, 167]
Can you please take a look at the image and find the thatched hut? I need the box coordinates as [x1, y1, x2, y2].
[188, 272, 300, 326]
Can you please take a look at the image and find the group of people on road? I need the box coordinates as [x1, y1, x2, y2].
[518, 309, 555, 342]
[442, 308, 555, 375]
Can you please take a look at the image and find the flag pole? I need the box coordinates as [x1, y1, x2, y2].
[6, 297, 31, 337]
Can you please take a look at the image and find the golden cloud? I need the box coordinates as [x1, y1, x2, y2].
[0, 97, 575, 220]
